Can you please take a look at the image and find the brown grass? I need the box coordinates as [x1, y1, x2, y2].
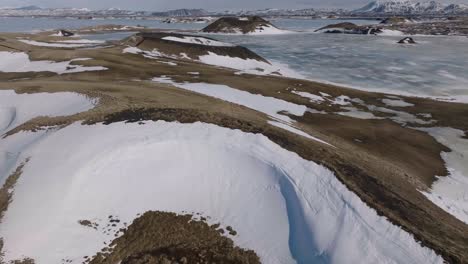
[89, 211, 259, 264]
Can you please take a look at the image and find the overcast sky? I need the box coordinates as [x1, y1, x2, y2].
[1, 0, 467, 11]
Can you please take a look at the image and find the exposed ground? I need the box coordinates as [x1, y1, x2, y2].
[0, 30, 467, 263]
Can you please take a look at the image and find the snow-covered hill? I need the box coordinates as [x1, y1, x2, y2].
[354, 0, 468, 14]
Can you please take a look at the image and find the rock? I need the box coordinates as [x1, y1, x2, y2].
[315, 22, 383, 35]
[397, 37, 416, 44]
[57, 29, 74, 37]
[162, 18, 175, 24]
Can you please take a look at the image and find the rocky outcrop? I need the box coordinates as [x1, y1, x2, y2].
[162, 17, 212, 24]
[398, 37, 416, 44]
[201, 16, 281, 34]
[381, 17, 411, 24]
[57, 29, 74, 37]
[315, 22, 383, 35]
[387, 18, 468, 36]
[122, 32, 268, 62]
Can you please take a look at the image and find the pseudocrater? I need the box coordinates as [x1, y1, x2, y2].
[0, 121, 443, 264]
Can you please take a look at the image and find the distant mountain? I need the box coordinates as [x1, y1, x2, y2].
[151, 9, 210, 17]
[354, 0, 468, 14]
[238, 8, 317, 16]
[14, 5, 42, 10]
[219, 8, 348, 17]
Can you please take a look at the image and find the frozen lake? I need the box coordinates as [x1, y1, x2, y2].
[1, 17, 467, 101]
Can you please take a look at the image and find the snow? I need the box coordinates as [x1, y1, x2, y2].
[0, 90, 96, 136]
[0, 90, 96, 191]
[354, 0, 468, 14]
[331, 95, 352, 106]
[152, 76, 331, 146]
[378, 29, 405, 36]
[419, 127, 468, 224]
[382, 98, 415, 107]
[198, 52, 303, 78]
[56, 39, 105, 44]
[19, 39, 101, 48]
[123, 46, 181, 64]
[267, 121, 331, 146]
[161, 36, 235, 47]
[152, 77, 306, 123]
[345, 99, 432, 125]
[292, 91, 326, 104]
[159, 61, 177, 66]
[0, 52, 107, 74]
[207, 24, 291, 35]
[250, 24, 290, 35]
[122, 46, 143, 55]
[366, 104, 433, 125]
[0, 120, 443, 264]
[123, 47, 302, 79]
[337, 107, 382, 119]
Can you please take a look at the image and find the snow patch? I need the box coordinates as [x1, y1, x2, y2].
[152, 76, 331, 146]
[419, 127, 468, 224]
[162, 36, 235, 47]
[382, 98, 415, 107]
[0, 90, 96, 135]
[331, 95, 352, 106]
[199, 52, 302, 78]
[379, 29, 405, 36]
[292, 91, 326, 104]
[152, 77, 306, 123]
[0, 52, 107, 74]
[366, 105, 433, 125]
[19, 39, 102, 48]
[337, 107, 382, 119]
[56, 39, 105, 44]
[123, 47, 302, 79]
[250, 24, 290, 35]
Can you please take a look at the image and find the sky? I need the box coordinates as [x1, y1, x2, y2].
[1, 0, 467, 11]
